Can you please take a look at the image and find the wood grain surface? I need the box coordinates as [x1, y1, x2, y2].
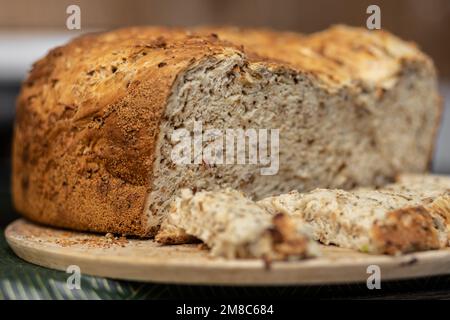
[5, 219, 450, 286]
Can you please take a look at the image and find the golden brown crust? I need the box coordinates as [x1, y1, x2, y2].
[267, 214, 311, 260]
[372, 206, 441, 255]
[205, 25, 433, 87]
[13, 28, 239, 236]
[12, 25, 438, 236]
[155, 223, 198, 244]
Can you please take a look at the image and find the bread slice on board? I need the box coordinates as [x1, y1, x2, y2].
[259, 175, 450, 255]
[156, 189, 319, 260]
[260, 189, 449, 255]
[159, 175, 449, 256]
[12, 26, 441, 236]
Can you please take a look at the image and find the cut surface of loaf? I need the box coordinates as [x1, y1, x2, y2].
[156, 189, 318, 260]
[13, 26, 441, 236]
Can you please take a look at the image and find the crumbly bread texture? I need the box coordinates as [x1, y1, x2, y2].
[13, 26, 441, 236]
[396, 173, 450, 188]
[259, 176, 450, 255]
[156, 189, 318, 260]
[158, 175, 450, 256]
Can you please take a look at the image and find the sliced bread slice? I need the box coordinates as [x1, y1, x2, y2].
[158, 175, 450, 256]
[156, 189, 318, 260]
[259, 181, 450, 254]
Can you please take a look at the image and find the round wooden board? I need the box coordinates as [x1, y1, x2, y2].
[5, 219, 450, 285]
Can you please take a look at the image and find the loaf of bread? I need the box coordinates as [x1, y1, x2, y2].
[157, 189, 318, 259]
[12, 26, 441, 236]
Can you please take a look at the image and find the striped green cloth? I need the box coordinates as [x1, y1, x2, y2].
[0, 229, 169, 300]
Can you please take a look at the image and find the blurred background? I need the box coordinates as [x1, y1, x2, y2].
[0, 0, 450, 226]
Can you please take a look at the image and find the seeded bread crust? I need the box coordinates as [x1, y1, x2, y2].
[13, 28, 242, 236]
[12, 26, 440, 236]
